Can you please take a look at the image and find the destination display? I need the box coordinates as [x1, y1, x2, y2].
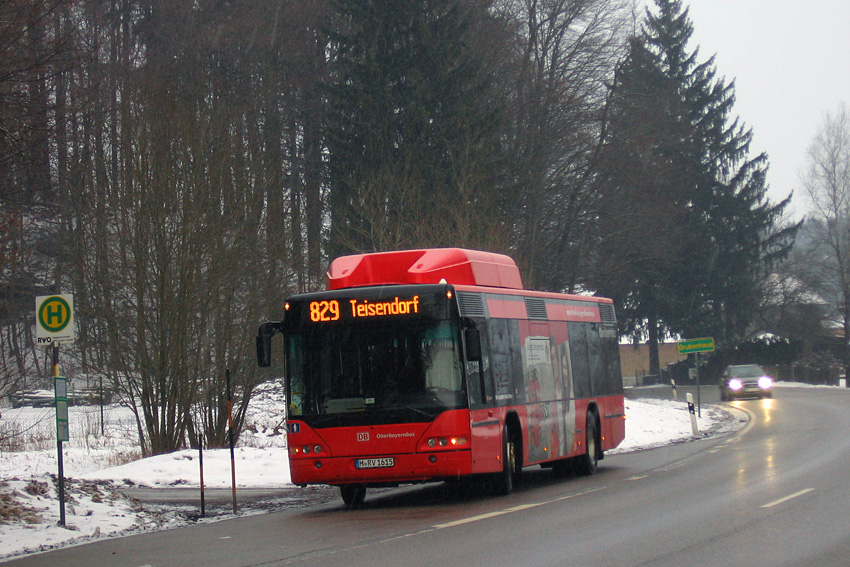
[349, 295, 420, 318]
[295, 294, 429, 325]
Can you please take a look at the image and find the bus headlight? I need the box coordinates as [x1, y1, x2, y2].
[426, 437, 468, 449]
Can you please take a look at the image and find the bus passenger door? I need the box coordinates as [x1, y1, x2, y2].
[464, 323, 503, 474]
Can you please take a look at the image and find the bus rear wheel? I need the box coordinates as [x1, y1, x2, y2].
[575, 412, 599, 476]
[340, 484, 366, 508]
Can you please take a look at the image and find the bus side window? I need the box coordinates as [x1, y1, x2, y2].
[467, 359, 483, 405]
[488, 319, 521, 404]
[599, 327, 623, 395]
[287, 335, 308, 415]
[569, 322, 592, 398]
[588, 324, 603, 396]
[466, 320, 493, 406]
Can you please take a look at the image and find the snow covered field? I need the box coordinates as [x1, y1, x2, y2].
[0, 384, 746, 561]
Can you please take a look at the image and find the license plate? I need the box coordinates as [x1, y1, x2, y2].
[355, 457, 395, 469]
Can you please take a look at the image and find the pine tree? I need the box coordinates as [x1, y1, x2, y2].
[597, 0, 799, 371]
[592, 34, 695, 375]
[641, 0, 800, 348]
[324, 0, 509, 257]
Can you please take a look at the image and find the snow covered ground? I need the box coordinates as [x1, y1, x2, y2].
[0, 385, 751, 561]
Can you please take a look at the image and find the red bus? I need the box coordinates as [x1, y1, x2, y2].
[257, 248, 625, 506]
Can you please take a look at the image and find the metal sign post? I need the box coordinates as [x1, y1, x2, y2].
[695, 353, 701, 417]
[198, 429, 206, 517]
[53, 346, 67, 527]
[677, 337, 715, 418]
[227, 369, 237, 515]
[36, 295, 75, 528]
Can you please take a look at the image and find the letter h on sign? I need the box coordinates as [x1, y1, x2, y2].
[46, 304, 63, 326]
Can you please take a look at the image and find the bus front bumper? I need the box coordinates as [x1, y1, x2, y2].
[289, 450, 473, 486]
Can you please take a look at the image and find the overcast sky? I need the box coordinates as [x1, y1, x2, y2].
[643, 0, 850, 219]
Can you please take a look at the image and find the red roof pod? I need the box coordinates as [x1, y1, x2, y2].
[326, 248, 524, 290]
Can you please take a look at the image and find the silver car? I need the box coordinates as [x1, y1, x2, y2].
[719, 364, 774, 401]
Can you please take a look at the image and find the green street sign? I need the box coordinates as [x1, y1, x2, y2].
[677, 337, 715, 355]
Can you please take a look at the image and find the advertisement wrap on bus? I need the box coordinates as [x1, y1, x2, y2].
[257, 248, 625, 506]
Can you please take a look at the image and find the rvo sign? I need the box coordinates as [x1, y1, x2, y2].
[357, 432, 370, 442]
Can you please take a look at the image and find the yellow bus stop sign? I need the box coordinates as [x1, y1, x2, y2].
[36, 294, 75, 344]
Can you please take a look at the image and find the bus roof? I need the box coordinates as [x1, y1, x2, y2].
[327, 248, 524, 290]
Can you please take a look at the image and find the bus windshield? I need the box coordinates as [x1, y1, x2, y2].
[286, 320, 466, 425]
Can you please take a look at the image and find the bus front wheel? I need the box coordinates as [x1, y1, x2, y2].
[340, 484, 366, 508]
[493, 425, 520, 495]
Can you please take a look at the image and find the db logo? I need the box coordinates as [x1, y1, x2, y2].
[357, 432, 369, 442]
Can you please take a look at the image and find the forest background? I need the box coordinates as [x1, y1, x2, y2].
[1, 0, 843, 457]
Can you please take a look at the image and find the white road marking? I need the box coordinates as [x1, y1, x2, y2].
[430, 486, 605, 529]
[761, 488, 815, 508]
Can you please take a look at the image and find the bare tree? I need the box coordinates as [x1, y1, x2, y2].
[801, 102, 850, 384]
[759, 243, 831, 357]
[59, 0, 322, 454]
[1, 0, 77, 398]
[495, 0, 632, 290]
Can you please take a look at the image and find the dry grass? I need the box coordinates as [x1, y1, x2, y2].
[0, 482, 42, 525]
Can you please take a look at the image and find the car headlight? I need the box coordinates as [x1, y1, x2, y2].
[728, 378, 743, 390]
[758, 376, 773, 389]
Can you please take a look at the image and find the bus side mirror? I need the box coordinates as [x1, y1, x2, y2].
[257, 334, 272, 367]
[465, 328, 482, 362]
[257, 322, 282, 367]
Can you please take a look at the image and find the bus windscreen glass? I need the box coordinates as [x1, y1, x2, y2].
[286, 319, 465, 426]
